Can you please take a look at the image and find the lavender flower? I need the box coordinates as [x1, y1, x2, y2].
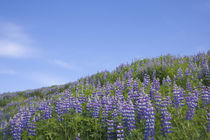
[160, 99, 172, 136]
[92, 101, 100, 118]
[144, 102, 155, 140]
[116, 123, 124, 140]
[185, 93, 197, 120]
[28, 117, 36, 136]
[137, 92, 148, 121]
[172, 84, 181, 108]
[1, 121, 8, 140]
[177, 68, 183, 78]
[150, 86, 156, 100]
[201, 87, 210, 106]
[185, 68, 190, 77]
[9, 112, 24, 140]
[107, 119, 115, 140]
[186, 79, 192, 92]
[155, 91, 162, 113]
[126, 100, 136, 134]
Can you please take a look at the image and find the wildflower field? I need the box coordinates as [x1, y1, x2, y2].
[0, 51, 210, 140]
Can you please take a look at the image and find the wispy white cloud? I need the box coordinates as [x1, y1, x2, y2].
[50, 59, 77, 70]
[0, 22, 36, 58]
[0, 41, 32, 58]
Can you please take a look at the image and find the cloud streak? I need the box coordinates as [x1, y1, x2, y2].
[50, 59, 77, 70]
[0, 41, 31, 58]
[0, 22, 35, 58]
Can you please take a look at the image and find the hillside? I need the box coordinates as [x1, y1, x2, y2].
[0, 51, 210, 140]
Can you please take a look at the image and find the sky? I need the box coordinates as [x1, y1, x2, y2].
[0, 0, 209, 93]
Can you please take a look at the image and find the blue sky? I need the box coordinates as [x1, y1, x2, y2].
[0, 0, 209, 93]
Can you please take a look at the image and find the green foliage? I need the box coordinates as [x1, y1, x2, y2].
[0, 52, 209, 140]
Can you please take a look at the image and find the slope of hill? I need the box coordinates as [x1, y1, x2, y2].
[0, 51, 210, 140]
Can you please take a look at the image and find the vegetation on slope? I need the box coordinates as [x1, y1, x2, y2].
[0, 51, 210, 140]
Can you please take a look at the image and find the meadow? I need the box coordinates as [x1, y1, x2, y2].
[0, 51, 209, 140]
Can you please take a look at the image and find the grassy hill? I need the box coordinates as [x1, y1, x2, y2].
[0, 51, 210, 140]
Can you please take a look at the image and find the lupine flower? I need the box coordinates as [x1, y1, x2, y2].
[172, 84, 181, 108]
[177, 68, 183, 78]
[152, 78, 160, 91]
[150, 86, 156, 100]
[185, 68, 190, 77]
[78, 92, 86, 104]
[41, 102, 52, 119]
[185, 92, 197, 120]
[144, 102, 155, 140]
[101, 99, 108, 128]
[92, 100, 100, 118]
[126, 100, 136, 134]
[163, 76, 172, 87]
[75, 99, 82, 114]
[9, 112, 24, 140]
[133, 80, 139, 93]
[1, 121, 8, 140]
[122, 101, 128, 128]
[28, 116, 36, 136]
[186, 79, 192, 91]
[160, 99, 172, 136]
[201, 87, 210, 106]
[106, 82, 112, 95]
[116, 123, 124, 140]
[155, 91, 162, 113]
[179, 88, 185, 106]
[128, 89, 134, 100]
[127, 78, 133, 88]
[22, 109, 30, 129]
[107, 119, 115, 140]
[143, 74, 150, 88]
[55, 98, 63, 121]
[137, 92, 148, 121]
[128, 69, 133, 79]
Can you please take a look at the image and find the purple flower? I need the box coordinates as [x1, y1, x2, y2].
[9, 112, 24, 140]
[143, 74, 150, 88]
[201, 87, 210, 106]
[126, 100, 136, 134]
[144, 102, 155, 140]
[186, 79, 192, 92]
[92, 101, 100, 118]
[185, 93, 197, 120]
[107, 119, 115, 140]
[152, 78, 160, 91]
[177, 68, 183, 79]
[155, 91, 162, 113]
[185, 68, 191, 77]
[116, 123, 124, 140]
[137, 92, 148, 121]
[133, 80, 139, 93]
[172, 84, 181, 108]
[28, 116, 36, 136]
[160, 99, 172, 136]
[150, 86, 155, 100]
[1, 121, 8, 140]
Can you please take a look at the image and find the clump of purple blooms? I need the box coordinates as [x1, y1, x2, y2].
[160, 98, 172, 136]
[1, 51, 210, 140]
